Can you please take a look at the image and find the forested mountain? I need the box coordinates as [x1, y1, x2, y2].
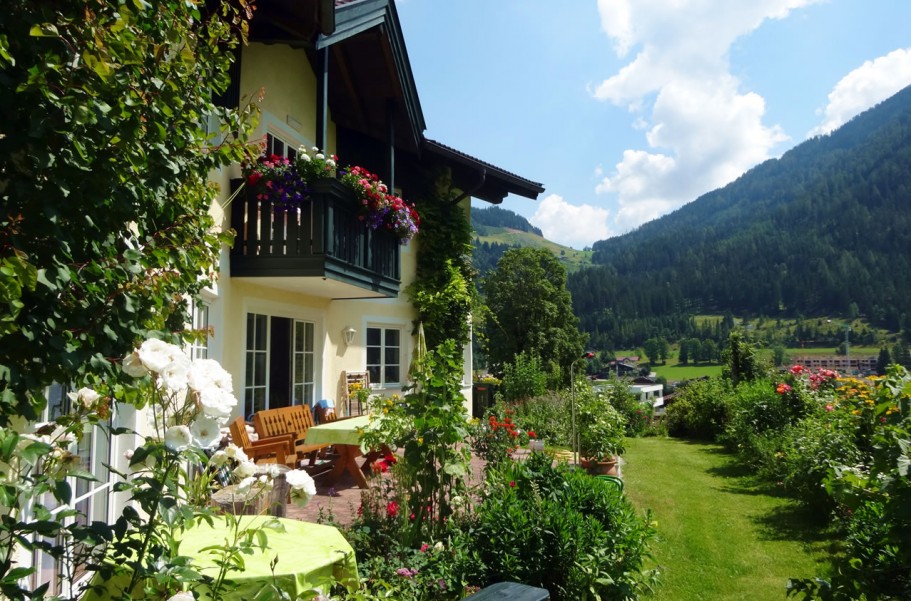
[568, 85, 911, 350]
[471, 206, 543, 236]
[471, 206, 592, 277]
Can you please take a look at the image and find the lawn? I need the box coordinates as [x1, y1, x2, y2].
[622, 437, 837, 600]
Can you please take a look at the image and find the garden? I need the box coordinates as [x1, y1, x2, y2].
[660, 334, 911, 600]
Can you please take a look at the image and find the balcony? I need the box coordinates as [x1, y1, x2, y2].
[229, 178, 400, 298]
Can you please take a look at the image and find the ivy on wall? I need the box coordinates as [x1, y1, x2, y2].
[406, 170, 477, 350]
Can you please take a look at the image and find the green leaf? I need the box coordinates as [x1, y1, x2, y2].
[28, 24, 59, 37]
[54, 479, 72, 504]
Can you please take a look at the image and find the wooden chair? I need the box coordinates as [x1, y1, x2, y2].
[228, 417, 297, 467]
[252, 405, 330, 466]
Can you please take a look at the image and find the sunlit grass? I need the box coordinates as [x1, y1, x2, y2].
[623, 437, 837, 601]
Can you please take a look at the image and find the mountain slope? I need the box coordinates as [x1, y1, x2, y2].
[471, 207, 593, 275]
[570, 84, 911, 341]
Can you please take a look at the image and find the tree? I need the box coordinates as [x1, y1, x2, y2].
[0, 0, 256, 420]
[722, 330, 763, 386]
[482, 247, 586, 376]
[642, 338, 660, 365]
[876, 347, 892, 375]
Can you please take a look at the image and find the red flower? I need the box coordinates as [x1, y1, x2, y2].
[247, 171, 262, 186]
[776, 383, 792, 395]
[386, 501, 399, 518]
[420, 543, 430, 553]
[509, 481, 516, 488]
[527, 430, 536, 438]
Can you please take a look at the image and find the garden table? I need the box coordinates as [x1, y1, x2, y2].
[82, 516, 358, 600]
[304, 414, 380, 489]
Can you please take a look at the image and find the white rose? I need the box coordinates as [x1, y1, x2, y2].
[166, 592, 194, 601]
[234, 460, 257, 479]
[138, 339, 183, 373]
[285, 469, 317, 497]
[198, 388, 236, 420]
[68, 387, 100, 408]
[311, 146, 319, 153]
[188, 359, 233, 392]
[236, 476, 256, 495]
[224, 443, 248, 463]
[326, 159, 336, 168]
[122, 351, 148, 378]
[434, 541, 444, 552]
[209, 450, 229, 467]
[299, 153, 311, 162]
[190, 417, 222, 449]
[164, 425, 193, 452]
[315, 153, 324, 160]
[158, 356, 191, 394]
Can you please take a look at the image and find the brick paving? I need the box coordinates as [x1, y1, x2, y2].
[284, 448, 536, 526]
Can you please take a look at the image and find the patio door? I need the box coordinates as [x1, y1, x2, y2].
[244, 313, 316, 418]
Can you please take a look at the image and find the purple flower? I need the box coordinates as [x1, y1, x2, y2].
[395, 567, 414, 579]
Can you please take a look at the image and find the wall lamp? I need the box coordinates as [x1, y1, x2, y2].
[343, 326, 357, 347]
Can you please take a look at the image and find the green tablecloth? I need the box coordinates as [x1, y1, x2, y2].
[82, 516, 358, 600]
[305, 414, 372, 446]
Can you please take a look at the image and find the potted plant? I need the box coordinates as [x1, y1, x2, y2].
[576, 388, 626, 476]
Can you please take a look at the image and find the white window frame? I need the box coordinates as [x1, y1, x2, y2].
[242, 299, 325, 417]
[30, 383, 114, 598]
[365, 324, 404, 389]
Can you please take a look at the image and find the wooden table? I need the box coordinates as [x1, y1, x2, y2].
[304, 415, 379, 489]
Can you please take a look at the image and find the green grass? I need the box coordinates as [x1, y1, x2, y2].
[652, 362, 723, 381]
[623, 437, 836, 600]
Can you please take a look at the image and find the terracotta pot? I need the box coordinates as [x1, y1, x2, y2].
[581, 456, 619, 476]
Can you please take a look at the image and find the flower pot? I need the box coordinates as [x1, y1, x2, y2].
[581, 456, 619, 476]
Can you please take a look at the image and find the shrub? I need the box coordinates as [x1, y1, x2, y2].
[462, 452, 655, 600]
[500, 351, 548, 402]
[505, 391, 572, 448]
[606, 378, 653, 436]
[665, 377, 731, 440]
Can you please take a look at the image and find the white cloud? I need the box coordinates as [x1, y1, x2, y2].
[808, 47, 911, 137]
[530, 194, 612, 249]
[591, 0, 819, 232]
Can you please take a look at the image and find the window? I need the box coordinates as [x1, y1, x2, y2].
[244, 313, 317, 418]
[31, 384, 112, 596]
[188, 299, 209, 360]
[366, 326, 401, 387]
[265, 132, 297, 160]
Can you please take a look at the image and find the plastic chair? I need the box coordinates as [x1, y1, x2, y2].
[595, 474, 624, 493]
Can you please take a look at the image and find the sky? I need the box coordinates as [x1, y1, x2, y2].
[395, 0, 911, 250]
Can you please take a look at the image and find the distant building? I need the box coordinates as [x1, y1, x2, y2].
[629, 379, 665, 416]
[792, 355, 877, 375]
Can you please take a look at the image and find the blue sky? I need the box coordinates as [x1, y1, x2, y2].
[395, 0, 911, 249]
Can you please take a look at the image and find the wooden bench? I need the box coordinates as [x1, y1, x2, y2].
[228, 417, 298, 467]
[253, 405, 331, 466]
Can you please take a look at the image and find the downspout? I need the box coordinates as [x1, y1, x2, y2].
[315, 46, 328, 151]
[387, 99, 395, 191]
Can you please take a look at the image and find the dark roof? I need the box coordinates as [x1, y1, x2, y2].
[423, 139, 543, 203]
[250, 0, 542, 203]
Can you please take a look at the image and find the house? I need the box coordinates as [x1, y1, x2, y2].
[205, 0, 542, 421]
[25, 1, 541, 595]
[791, 355, 877, 376]
[629, 377, 665, 416]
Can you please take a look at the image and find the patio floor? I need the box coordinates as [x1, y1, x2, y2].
[284, 448, 539, 526]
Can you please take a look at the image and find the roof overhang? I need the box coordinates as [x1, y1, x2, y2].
[247, 0, 542, 203]
[423, 139, 544, 204]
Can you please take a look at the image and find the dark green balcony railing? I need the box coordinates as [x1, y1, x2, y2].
[229, 178, 400, 297]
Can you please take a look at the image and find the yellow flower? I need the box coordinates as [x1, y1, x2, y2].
[417, 437, 423, 444]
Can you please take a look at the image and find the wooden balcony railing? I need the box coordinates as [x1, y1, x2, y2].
[229, 178, 400, 297]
